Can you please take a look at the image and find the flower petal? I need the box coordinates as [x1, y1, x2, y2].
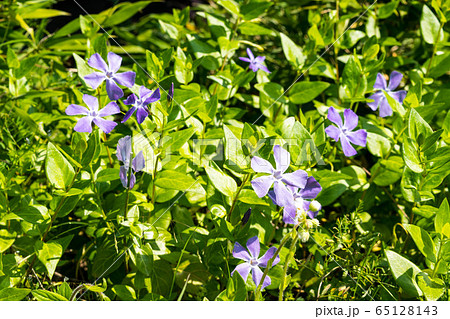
[87, 53, 108, 73]
[251, 156, 274, 174]
[246, 236, 260, 259]
[117, 136, 132, 166]
[327, 107, 343, 127]
[258, 64, 271, 73]
[232, 242, 251, 261]
[388, 71, 403, 91]
[129, 172, 136, 189]
[373, 73, 387, 90]
[98, 101, 120, 117]
[246, 48, 254, 60]
[239, 57, 251, 63]
[93, 117, 117, 134]
[267, 190, 279, 206]
[120, 165, 128, 188]
[251, 175, 275, 198]
[281, 169, 308, 189]
[346, 129, 367, 147]
[273, 145, 290, 173]
[254, 56, 266, 63]
[378, 94, 393, 117]
[123, 94, 137, 105]
[299, 176, 322, 199]
[84, 72, 106, 89]
[143, 88, 161, 104]
[283, 205, 298, 224]
[273, 180, 294, 208]
[106, 79, 124, 101]
[82, 94, 99, 111]
[389, 90, 407, 105]
[258, 247, 280, 268]
[132, 151, 145, 172]
[114, 71, 136, 88]
[139, 86, 152, 99]
[136, 107, 149, 124]
[121, 106, 137, 124]
[232, 263, 251, 283]
[325, 125, 340, 141]
[107, 52, 122, 73]
[73, 116, 93, 133]
[252, 266, 271, 290]
[66, 104, 89, 116]
[340, 135, 357, 157]
[367, 92, 383, 111]
[343, 108, 359, 131]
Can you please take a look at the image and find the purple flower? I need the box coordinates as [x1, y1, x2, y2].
[116, 136, 145, 189]
[251, 145, 308, 208]
[239, 48, 270, 73]
[325, 107, 367, 157]
[122, 86, 161, 124]
[367, 71, 407, 117]
[232, 236, 280, 290]
[84, 52, 136, 101]
[65, 94, 120, 134]
[167, 82, 174, 102]
[269, 176, 322, 224]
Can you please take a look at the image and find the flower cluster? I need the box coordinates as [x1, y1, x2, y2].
[66, 52, 168, 133]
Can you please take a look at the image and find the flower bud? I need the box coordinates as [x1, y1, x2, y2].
[309, 200, 322, 212]
[298, 230, 310, 242]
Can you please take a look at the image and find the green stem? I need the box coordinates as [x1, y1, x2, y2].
[228, 173, 250, 222]
[426, 22, 444, 75]
[279, 232, 299, 301]
[255, 227, 297, 300]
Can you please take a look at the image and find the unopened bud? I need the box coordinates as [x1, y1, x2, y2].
[309, 200, 322, 212]
[298, 230, 310, 242]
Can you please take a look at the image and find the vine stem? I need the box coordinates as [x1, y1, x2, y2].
[254, 226, 298, 300]
[228, 173, 250, 222]
[279, 231, 299, 301]
[426, 22, 444, 75]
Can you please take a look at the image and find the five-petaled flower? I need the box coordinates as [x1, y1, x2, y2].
[239, 48, 270, 73]
[325, 107, 367, 157]
[251, 145, 308, 208]
[122, 86, 161, 124]
[232, 236, 280, 290]
[65, 94, 120, 134]
[367, 71, 407, 117]
[269, 176, 322, 225]
[84, 52, 136, 101]
[116, 136, 145, 189]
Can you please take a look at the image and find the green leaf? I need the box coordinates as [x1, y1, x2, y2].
[35, 240, 64, 279]
[0, 288, 30, 301]
[0, 229, 16, 253]
[238, 189, 269, 206]
[239, 22, 275, 36]
[279, 32, 305, 69]
[223, 124, 249, 170]
[112, 285, 136, 300]
[164, 127, 196, 152]
[205, 166, 237, 197]
[96, 168, 120, 183]
[404, 224, 436, 263]
[435, 199, 450, 238]
[103, 1, 153, 27]
[32, 290, 68, 301]
[92, 239, 125, 277]
[408, 108, 433, 141]
[372, 157, 403, 186]
[385, 249, 423, 297]
[240, 1, 272, 20]
[130, 244, 153, 276]
[155, 170, 203, 193]
[7, 47, 20, 69]
[254, 82, 288, 103]
[342, 56, 365, 98]
[73, 53, 94, 81]
[217, 0, 240, 17]
[417, 272, 445, 301]
[289, 81, 330, 104]
[21, 9, 70, 19]
[46, 142, 75, 190]
[421, 5, 443, 44]
[15, 56, 38, 78]
[402, 137, 423, 173]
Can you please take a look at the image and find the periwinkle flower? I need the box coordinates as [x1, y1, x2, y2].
[167, 82, 174, 102]
[251, 145, 308, 208]
[65, 94, 120, 134]
[325, 107, 367, 157]
[367, 71, 407, 117]
[232, 236, 280, 290]
[269, 176, 322, 225]
[122, 86, 161, 124]
[84, 52, 136, 101]
[239, 48, 270, 73]
[116, 136, 145, 189]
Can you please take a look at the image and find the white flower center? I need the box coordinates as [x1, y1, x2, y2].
[89, 110, 98, 118]
[249, 258, 259, 266]
[106, 71, 114, 78]
[273, 170, 283, 179]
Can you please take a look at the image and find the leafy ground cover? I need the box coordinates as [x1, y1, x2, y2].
[1, 0, 450, 301]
